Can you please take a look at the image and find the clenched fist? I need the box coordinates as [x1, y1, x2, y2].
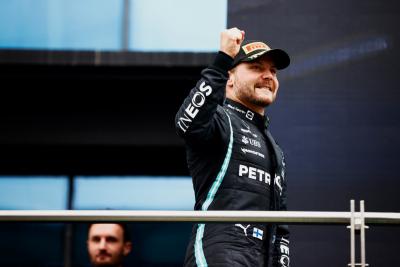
[220, 27, 245, 59]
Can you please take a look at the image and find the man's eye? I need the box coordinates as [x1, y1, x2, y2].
[107, 237, 118, 243]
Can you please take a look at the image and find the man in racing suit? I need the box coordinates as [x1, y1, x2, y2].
[175, 28, 290, 267]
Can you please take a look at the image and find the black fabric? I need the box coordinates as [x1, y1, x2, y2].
[175, 52, 290, 267]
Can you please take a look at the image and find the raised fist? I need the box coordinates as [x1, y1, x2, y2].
[220, 27, 245, 59]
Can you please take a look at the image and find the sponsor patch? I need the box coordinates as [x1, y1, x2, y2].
[235, 224, 250, 236]
[238, 164, 271, 185]
[245, 110, 254, 120]
[242, 42, 269, 54]
[241, 135, 261, 148]
[241, 147, 265, 158]
[177, 81, 212, 133]
[240, 121, 258, 138]
[227, 104, 246, 115]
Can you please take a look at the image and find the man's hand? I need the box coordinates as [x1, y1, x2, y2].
[220, 28, 245, 59]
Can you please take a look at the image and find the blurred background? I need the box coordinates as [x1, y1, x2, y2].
[0, 0, 399, 266]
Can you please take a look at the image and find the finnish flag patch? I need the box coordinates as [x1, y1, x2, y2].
[253, 227, 263, 240]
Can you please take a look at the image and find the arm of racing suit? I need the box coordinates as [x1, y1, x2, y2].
[175, 51, 233, 142]
[272, 171, 290, 267]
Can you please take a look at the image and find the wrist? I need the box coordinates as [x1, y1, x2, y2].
[210, 51, 234, 74]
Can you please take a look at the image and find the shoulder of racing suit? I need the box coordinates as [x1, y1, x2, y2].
[175, 51, 233, 143]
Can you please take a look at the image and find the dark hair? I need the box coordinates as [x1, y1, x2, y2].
[88, 223, 131, 242]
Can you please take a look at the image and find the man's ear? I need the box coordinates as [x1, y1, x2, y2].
[227, 70, 234, 87]
[123, 241, 132, 256]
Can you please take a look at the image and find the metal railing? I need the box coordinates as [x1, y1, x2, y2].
[1, 200, 399, 266]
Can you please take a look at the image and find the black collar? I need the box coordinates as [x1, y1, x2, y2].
[224, 98, 270, 129]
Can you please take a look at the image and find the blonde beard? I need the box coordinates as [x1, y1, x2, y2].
[233, 79, 273, 108]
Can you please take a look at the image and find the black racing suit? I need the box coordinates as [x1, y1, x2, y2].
[175, 51, 290, 267]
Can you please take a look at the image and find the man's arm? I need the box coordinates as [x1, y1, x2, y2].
[175, 28, 244, 142]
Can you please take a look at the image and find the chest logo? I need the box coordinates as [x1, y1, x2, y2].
[241, 135, 261, 148]
[240, 121, 258, 138]
[238, 164, 271, 185]
[241, 147, 265, 158]
[246, 110, 254, 120]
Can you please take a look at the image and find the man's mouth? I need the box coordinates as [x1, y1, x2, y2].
[256, 86, 273, 92]
[96, 253, 111, 259]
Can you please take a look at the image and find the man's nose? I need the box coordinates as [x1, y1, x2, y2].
[262, 70, 273, 80]
[99, 238, 107, 249]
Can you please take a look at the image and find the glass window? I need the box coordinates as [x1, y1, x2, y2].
[0, 0, 123, 50]
[0, 176, 68, 210]
[129, 0, 227, 51]
[74, 176, 195, 210]
[0, 0, 227, 51]
[0, 176, 67, 266]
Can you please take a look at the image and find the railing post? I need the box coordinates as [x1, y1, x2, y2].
[348, 199, 356, 267]
[360, 200, 369, 267]
[348, 200, 369, 267]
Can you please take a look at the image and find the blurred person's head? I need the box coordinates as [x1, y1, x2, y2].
[87, 223, 132, 267]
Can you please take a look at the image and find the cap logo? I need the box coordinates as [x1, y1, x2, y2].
[242, 42, 269, 54]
